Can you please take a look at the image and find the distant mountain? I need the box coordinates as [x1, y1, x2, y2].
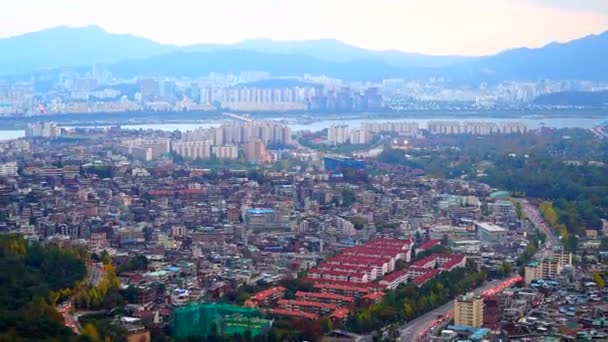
[534, 91, 608, 106]
[109, 50, 414, 81]
[0, 26, 174, 75]
[1, 25, 608, 81]
[453, 31, 608, 81]
[202, 38, 471, 68]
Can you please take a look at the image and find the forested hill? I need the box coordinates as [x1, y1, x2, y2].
[0, 235, 87, 341]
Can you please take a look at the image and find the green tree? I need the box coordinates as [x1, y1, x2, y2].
[593, 272, 606, 289]
[320, 317, 333, 332]
[100, 250, 112, 266]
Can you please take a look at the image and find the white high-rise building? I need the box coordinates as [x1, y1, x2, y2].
[0, 162, 18, 177]
[26, 122, 61, 138]
[211, 145, 238, 159]
[349, 129, 369, 145]
[171, 140, 213, 160]
[328, 125, 350, 145]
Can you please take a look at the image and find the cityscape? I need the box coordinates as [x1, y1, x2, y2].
[2, 68, 608, 117]
[1, 1, 608, 342]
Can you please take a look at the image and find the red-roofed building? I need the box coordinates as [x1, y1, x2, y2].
[313, 282, 372, 298]
[245, 286, 286, 307]
[379, 268, 410, 290]
[415, 239, 442, 255]
[410, 255, 438, 269]
[295, 291, 355, 307]
[438, 255, 466, 271]
[266, 308, 319, 320]
[308, 268, 369, 283]
[329, 307, 351, 324]
[412, 269, 441, 287]
[361, 291, 386, 306]
[278, 299, 338, 315]
[315, 263, 379, 281]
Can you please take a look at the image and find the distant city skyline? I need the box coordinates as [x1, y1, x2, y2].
[1, 0, 607, 55]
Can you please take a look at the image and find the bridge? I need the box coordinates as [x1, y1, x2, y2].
[223, 112, 254, 123]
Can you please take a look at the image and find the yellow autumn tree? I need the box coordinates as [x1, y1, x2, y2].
[82, 323, 101, 342]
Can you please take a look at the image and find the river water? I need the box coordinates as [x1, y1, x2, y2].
[0, 116, 605, 140]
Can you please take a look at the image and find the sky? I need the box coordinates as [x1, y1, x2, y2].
[1, 0, 608, 55]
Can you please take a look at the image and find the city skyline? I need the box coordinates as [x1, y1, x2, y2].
[1, 0, 608, 55]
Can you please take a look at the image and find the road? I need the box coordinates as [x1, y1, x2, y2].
[395, 201, 557, 341]
[518, 199, 560, 256]
[88, 262, 104, 287]
[56, 262, 105, 334]
[57, 301, 80, 334]
[397, 279, 504, 341]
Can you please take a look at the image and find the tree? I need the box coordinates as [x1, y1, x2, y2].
[564, 235, 578, 253]
[600, 237, 608, 250]
[499, 262, 512, 276]
[82, 323, 101, 342]
[341, 188, 356, 207]
[540, 201, 558, 226]
[593, 272, 606, 289]
[100, 250, 112, 266]
[515, 201, 526, 220]
[349, 216, 369, 230]
[403, 302, 414, 319]
[320, 317, 333, 333]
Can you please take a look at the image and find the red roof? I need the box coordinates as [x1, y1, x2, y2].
[312, 282, 372, 294]
[327, 255, 391, 266]
[362, 291, 386, 301]
[278, 299, 338, 310]
[309, 268, 367, 279]
[295, 291, 355, 303]
[266, 308, 319, 320]
[381, 268, 409, 283]
[410, 255, 437, 268]
[438, 255, 465, 270]
[329, 307, 350, 320]
[251, 286, 286, 302]
[367, 238, 412, 247]
[413, 269, 440, 286]
[418, 239, 441, 251]
[316, 263, 374, 274]
[309, 279, 386, 291]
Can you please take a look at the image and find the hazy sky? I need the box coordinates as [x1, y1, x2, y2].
[2, 0, 608, 55]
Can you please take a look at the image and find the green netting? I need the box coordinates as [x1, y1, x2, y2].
[172, 303, 270, 338]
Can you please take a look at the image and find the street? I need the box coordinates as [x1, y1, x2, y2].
[397, 279, 503, 341]
[518, 199, 560, 254]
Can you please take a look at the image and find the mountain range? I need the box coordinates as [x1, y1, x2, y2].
[1, 25, 607, 82]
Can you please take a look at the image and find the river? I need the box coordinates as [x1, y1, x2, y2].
[0, 116, 605, 140]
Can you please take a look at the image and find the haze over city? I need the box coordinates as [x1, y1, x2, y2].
[1, 1, 608, 342]
[1, 0, 608, 55]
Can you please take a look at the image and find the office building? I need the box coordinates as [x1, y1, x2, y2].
[454, 293, 483, 328]
[475, 222, 507, 245]
[244, 209, 286, 231]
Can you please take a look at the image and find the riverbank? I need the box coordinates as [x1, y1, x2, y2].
[0, 108, 605, 130]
